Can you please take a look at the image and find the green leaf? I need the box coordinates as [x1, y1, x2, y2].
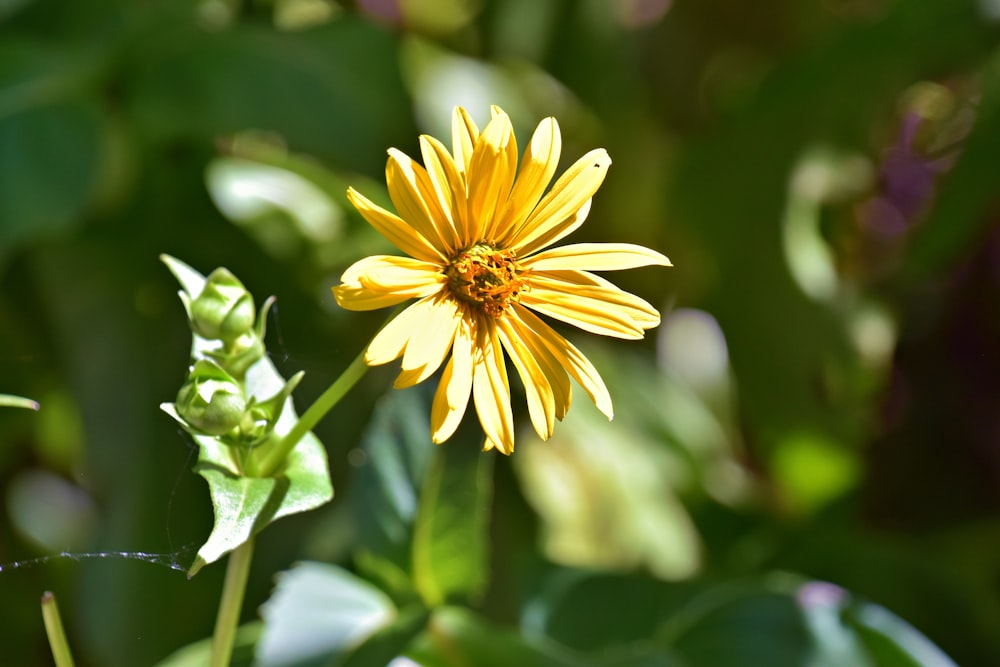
[412, 434, 493, 606]
[523, 569, 702, 654]
[0, 99, 105, 262]
[128, 18, 415, 175]
[160, 255, 333, 576]
[339, 606, 429, 667]
[255, 562, 402, 667]
[154, 622, 261, 667]
[185, 429, 332, 576]
[349, 386, 435, 587]
[407, 607, 590, 667]
[846, 600, 958, 667]
[527, 570, 960, 667]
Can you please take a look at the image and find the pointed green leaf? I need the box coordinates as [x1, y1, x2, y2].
[161, 255, 332, 576]
[185, 428, 332, 576]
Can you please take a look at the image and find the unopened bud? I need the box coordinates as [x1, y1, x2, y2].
[175, 360, 246, 436]
[189, 268, 256, 342]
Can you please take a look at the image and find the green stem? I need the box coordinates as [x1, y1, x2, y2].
[40, 591, 75, 667]
[256, 347, 369, 477]
[210, 538, 255, 667]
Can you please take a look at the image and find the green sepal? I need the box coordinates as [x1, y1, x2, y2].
[160, 255, 333, 576]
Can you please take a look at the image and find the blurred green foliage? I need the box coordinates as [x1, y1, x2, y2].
[2, 0, 1000, 665]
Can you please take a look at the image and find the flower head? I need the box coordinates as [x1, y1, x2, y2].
[334, 106, 670, 454]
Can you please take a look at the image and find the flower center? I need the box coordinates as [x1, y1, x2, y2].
[446, 244, 526, 317]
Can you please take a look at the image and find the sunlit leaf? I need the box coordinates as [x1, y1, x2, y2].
[255, 562, 405, 667]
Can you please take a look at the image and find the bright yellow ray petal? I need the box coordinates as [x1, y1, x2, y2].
[523, 243, 671, 271]
[398, 295, 462, 385]
[494, 116, 561, 244]
[452, 106, 480, 179]
[346, 187, 445, 263]
[503, 311, 572, 420]
[466, 111, 515, 242]
[386, 149, 455, 254]
[513, 198, 592, 260]
[518, 295, 643, 339]
[528, 272, 661, 329]
[420, 135, 467, 250]
[333, 285, 416, 312]
[496, 316, 555, 440]
[472, 319, 515, 454]
[508, 149, 610, 255]
[334, 256, 443, 311]
[431, 317, 475, 443]
[512, 303, 614, 419]
[364, 297, 433, 365]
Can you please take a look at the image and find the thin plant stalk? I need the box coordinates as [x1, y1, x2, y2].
[210, 539, 255, 667]
[41, 591, 75, 667]
[256, 347, 368, 477]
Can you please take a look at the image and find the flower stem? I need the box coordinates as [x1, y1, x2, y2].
[256, 347, 368, 477]
[210, 538, 255, 667]
[41, 592, 75, 667]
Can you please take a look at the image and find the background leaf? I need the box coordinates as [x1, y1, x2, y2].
[412, 431, 493, 606]
[255, 562, 400, 667]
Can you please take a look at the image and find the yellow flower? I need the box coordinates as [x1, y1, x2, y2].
[334, 106, 670, 454]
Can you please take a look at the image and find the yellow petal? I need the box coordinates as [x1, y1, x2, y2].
[519, 280, 647, 340]
[341, 254, 442, 289]
[503, 311, 572, 420]
[466, 111, 515, 242]
[472, 319, 515, 454]
[523, 243, 671, 272]
[431, 317, 475, 443]
[529, 271, 661, 330]
[509, 149, 610, 255]
[399, 296, 462, 383]
[513, 198, 592, 260]
[451, 106, 479, 179]
[387, 149, 458, 255]
[364, 297, 434, 365]
[334, 256, 443, 311]
[494, 116, 561, 244]
[496, 316, 555, 440]
[347, 187, 445, 263]
[420, 135, 468, 249]
[512, 304, 613, 419]
[333, 284, 418, 312]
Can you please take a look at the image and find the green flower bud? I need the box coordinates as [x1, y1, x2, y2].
[206, 332, 266, 379]
[175, 360, 247, 436]
[189, 268, 256, 342]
